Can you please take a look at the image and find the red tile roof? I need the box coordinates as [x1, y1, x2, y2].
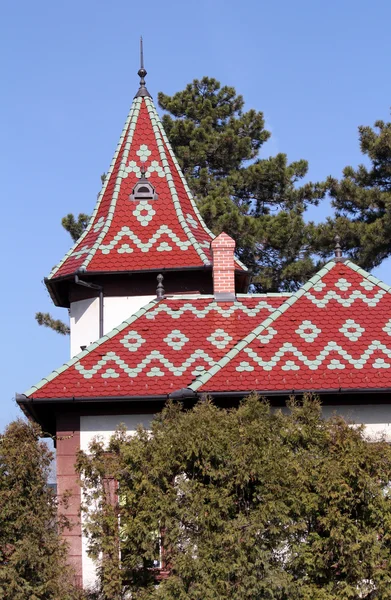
[189, 260, 391, 394]
[24, 260, 391, 401]
[25, 295, 287, 399]
[48, 96, 246, 281]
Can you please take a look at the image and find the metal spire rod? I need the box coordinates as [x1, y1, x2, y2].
[140, 36, 144, 70]
[135, 35, 151, 98]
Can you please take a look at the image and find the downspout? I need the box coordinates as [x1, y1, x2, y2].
[74, 274, 104, 339]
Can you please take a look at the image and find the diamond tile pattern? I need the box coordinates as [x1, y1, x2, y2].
[49, 97, 244, 281]
[26, 296, 285, 399]
[193, 261, 391, 393]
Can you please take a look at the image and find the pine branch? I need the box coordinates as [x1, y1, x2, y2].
[61, 213, 90, 243]
[35, 312, 70, 335]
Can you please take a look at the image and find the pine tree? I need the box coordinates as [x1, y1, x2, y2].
[313, 114, 391, 267]
[77, 396, 391, 600]
[158, 77, 327, 291]
[35, 312, 70, 335]
[0, 420, 83, 599]
[62, 214, 90, 243]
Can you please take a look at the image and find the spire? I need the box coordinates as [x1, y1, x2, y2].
[135, 36, 151, 98]
[334, 235, 343, 259]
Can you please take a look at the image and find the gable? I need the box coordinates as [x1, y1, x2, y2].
[24, 295, 287, 400]
[190, 261, 391, 393]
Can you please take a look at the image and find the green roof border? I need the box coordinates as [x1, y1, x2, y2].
[80, 98, 142, 271]
[49, 98, 140, 279]
[24, 297, 159, 397]
[145, 98, 211, 266]
[152, 100, 248, 272]
[188, 259, 389, 392]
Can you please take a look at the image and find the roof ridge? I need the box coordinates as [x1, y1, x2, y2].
[154, 101, 248, 272]
[23, 297, 159, 397]
[344, 260, 391, 293]
[49, 98, 140, 280]
[80, 97, 142, 271]
[188, 260, 342, 391]
[145, 98, 211, 265]
[236, 293, 292, 297]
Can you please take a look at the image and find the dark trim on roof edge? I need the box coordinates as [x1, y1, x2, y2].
[47, 265, 214, 284]
[45, 266, 251, 307]
[17, 387, 391, 406]
[16, 393, 170, 404]
[170, 387, 391, 400]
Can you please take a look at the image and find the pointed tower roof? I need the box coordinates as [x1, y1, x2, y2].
[46, 51, 247, 306]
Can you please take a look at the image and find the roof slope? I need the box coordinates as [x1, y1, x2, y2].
[189, 260, 391, 394]
[49, 96, 246, 281]
[24, 295, 287, 399]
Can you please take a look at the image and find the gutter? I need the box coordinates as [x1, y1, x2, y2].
[169, 387, 391, 400]
[45, 265, 218, 308]
[16, 386, 391, 408]
[16, 393, 170, 405]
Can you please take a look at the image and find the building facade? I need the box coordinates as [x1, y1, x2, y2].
[17, 61, 391, 588]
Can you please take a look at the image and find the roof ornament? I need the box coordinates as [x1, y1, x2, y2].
[334, 235, 343, 260]
[135, 36, 152, 98]
[130, 165, 158, 200]
[156, 273, 165, 299]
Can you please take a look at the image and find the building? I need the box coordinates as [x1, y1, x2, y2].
[17, 55, 391, 589]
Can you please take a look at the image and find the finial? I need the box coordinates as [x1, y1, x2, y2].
[135, 36, 152, 98]
[156, 274, 165, 299]
[334, 235, 343, 259]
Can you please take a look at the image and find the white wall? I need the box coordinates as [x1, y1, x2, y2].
[321, 404, 391, 441]
[70, 295, 155, 357]
[80, 414, 153, 591]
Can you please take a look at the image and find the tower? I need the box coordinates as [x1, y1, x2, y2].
[46, 43, 248, 357]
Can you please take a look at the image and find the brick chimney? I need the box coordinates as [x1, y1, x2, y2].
[211, 232, 236, 301]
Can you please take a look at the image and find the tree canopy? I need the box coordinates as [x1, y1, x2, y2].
[77, 396, 391, 600]
[0, 419, 82, 599]
[313, 115, 391, 267]
[158, 77, 326, 291]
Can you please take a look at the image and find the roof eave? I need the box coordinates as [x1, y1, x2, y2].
[45, 265, 218, 307]
[16, 393, 171, 404]
[170, 387, 391, 401]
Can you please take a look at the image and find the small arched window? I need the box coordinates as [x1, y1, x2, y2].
[130, 179, 158, 201]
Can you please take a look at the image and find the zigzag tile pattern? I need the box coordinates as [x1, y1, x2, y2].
[195, 262, 391, 392]
[27, 296, 285, 399]
[50, 97, 244, 280]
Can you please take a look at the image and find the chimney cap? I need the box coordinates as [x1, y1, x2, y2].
[211, 232, 236, 249]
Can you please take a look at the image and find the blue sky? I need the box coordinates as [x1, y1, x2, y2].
[1, 0, 391, 431]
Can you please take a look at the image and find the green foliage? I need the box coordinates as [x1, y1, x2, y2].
[60, 175, 106, 244]
[77, 396, 391, 599]
[313, 115, 391, 269]
[159, 77, 327, 291]
[36, 173, 109, 337]
[0, 419, 83, 599]
[35, 312, 70, 335]
[61, 213, 90, 244]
